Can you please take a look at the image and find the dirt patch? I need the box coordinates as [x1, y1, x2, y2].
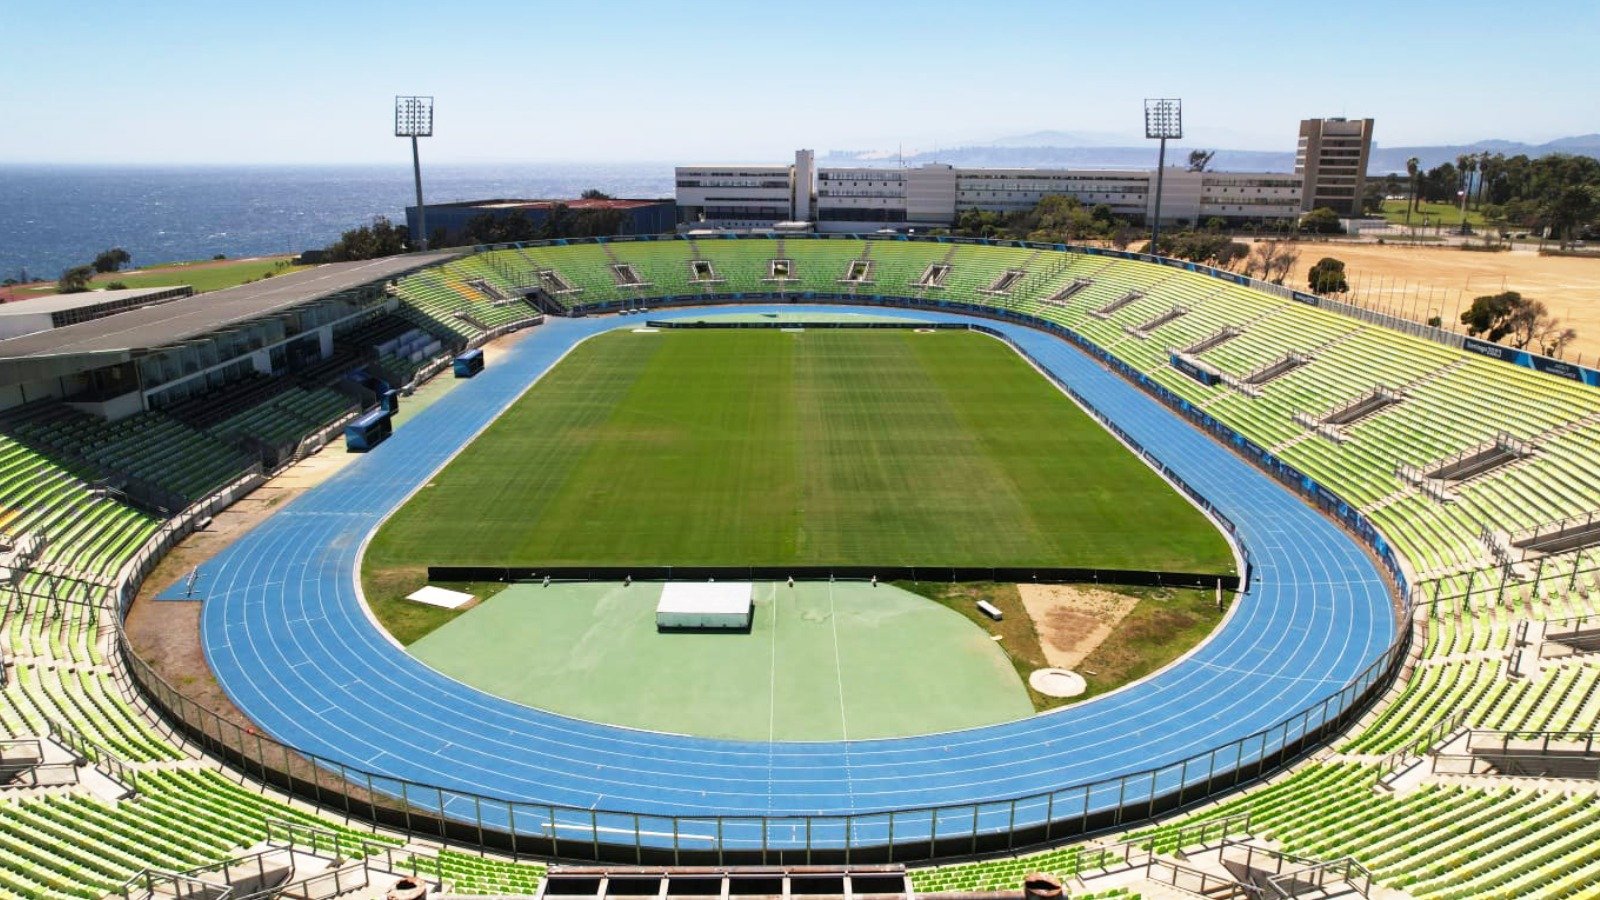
[125, 444, 361, 726]
[1073, 586, 1226, 699]
[892, 581, 1225, 711]
[1017, 584, 1138, 669]
[124, 325, 533, 725]
[1269, 241, 1600, 361]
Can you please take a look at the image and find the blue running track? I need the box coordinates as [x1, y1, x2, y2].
[194, 305, 1395, 845]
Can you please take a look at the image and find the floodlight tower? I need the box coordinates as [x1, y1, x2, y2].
[395, 95, 435, 251]
[1144, 98, 1183, 254]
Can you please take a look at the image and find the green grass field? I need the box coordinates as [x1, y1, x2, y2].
[365, 329, 1232, 577]
[409, 581, 1034, 740]
[1379, 198, 1491, 228]
[5, 255, 303, 300]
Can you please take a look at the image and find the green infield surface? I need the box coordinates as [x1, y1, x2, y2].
[407, 581, 1035, 740]
[365, 329, 1233, 572]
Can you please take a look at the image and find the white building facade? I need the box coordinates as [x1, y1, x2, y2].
[680, 155, 1303, 233]
[675, 150, 816, 229]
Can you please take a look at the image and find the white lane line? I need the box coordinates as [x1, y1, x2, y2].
[768, 582, 779, 743]
[828, 579, 848, 741]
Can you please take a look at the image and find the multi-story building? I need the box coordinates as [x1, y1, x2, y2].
[806, 164, 1301, 233]
[1296, 117, 1374, 215]
[676, 117, 1345, 232]
[675, 150, 814, 229]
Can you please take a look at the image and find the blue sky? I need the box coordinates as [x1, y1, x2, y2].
[5, 0, 1596, 165]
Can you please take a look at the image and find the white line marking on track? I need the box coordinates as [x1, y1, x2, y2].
[828, 580, 848, 741]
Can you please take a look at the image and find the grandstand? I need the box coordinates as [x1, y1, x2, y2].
[2, 235, 1599, 898]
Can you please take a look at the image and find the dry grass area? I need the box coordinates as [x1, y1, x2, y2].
[126, 442, 359, 726]
[1273, 241, 1600, 362]
[898, 581, 1225, 710]
[1016, 583, 1137, 669]
[1072, 586, 1225, 701]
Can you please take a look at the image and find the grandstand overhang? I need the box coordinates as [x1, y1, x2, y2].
[0, 252, 458, 389]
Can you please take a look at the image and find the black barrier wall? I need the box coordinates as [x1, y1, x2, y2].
[427, 565, 1242, 592]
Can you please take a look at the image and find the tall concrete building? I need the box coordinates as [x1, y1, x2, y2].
[1296, 117, 1374, 216]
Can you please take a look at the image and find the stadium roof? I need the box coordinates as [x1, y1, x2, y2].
[0, 286, 192, 318]
[0, 251, 457, 381]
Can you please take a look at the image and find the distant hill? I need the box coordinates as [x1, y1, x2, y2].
[822, 135, 1600, 174]
[1369, 136, 1600, 173]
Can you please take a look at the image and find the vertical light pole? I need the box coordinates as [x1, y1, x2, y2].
[395, 95, 435, 251]
[1144, 98, 1183, 254]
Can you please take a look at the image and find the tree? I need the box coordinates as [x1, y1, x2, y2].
[536, 204, 575, 240]
[1454, 154, 1476, 230]
[569, 206, 625, 238]
[1421, 162, 1459, 204]
[1361, 180, 1387, 216]
[1534, 319, 1579, 357]
[322, 216, 410, 262]
[952, 207, 1006, 239]
[579, 189, 614, 200]
[1475, 151, 1494, 209]
[1187, 149, 1216, 173]
[1242, 240, 1300, 285]
[1142, 230, 1248, 269]
[1307, 256, 1348, 294]
[463, 210, 538, 244]
[1405, 157, 1421, 223]
[1457, 292, 1578, 352]
[57, 265, 95, 294]
[92, 247, 131, 274]
[1023, 194, 1101, 243]
[1541, 185, 1599, 246]
[1459, 290, 1534, 344]
[1300, 207, 1343, 234]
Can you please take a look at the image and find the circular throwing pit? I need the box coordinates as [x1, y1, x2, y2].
[1030, 668, 1087, 698]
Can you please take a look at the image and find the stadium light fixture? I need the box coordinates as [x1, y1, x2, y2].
[395, 95, 435, 251]
[1144, 98, 1183, 254]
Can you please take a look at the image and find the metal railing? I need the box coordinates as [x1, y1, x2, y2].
[1075, 812, 1254, 876]
[1432, 728, 1600, 778]
[1220, 840, 1372, 899]
[0, 736, 77, 788]
[1413, 547, 1600, 613]
[1144, 857, 1258, 899]
[47, 718, 138, 795]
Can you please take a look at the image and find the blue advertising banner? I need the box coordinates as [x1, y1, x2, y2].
[1463, 336, 1600, 385]
[1529, 355, 1586, 382]
[1170, 352, 1221, 386]
[1461, 336, 1522, 364]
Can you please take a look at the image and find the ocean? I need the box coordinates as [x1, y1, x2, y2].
[0, 163, 675, 281]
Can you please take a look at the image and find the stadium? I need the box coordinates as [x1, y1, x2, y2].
[3, 232, 1600, 900]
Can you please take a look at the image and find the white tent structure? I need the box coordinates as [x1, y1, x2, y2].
[655, 582, 754, 631]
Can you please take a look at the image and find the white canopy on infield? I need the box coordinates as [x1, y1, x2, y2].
[655, 582, 754, 630]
